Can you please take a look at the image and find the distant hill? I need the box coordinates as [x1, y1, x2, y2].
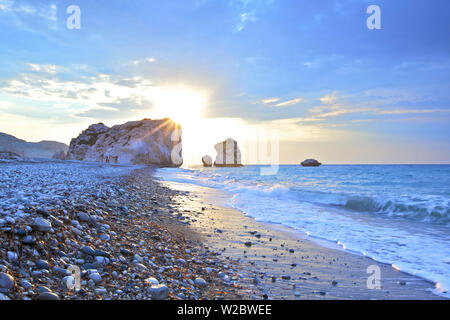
[0, 132, 68, 159]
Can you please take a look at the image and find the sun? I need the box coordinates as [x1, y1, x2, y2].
[152, 86, 207, 125]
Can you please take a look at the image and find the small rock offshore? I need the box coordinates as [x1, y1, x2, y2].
[0, 160, 245, 300]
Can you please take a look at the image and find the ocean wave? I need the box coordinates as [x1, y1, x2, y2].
[156, 167, 450, 225]
[341, 196, 450, 224]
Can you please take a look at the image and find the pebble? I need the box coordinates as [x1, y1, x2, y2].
[0, 273, 15, 290]
[145, 277, 159, 285]
[36, 259, 50, 270]
[0, 293, 10, 300]
[81, 246, 96, 256]
[36, 286, 52, 294]
[148, 284, 170, 300]
[77, 212, 90, 222]
[7, 251, 18, 262]
[22, 235, 36, 245]
[89, 273, 102, 284]
[195, 278, 207, 287]
[31, 217, 52, 233]
[37, 292, 60, 300]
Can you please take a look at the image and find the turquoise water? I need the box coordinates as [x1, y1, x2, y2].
[156, 165, 450, 297]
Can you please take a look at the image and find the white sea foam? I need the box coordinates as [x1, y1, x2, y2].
[156, 165, 450, 298]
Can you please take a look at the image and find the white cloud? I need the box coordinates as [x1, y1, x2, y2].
[131, 57, 156, 65]
[0, 1, 58, 30]
[261, 97, 280, 104]
[274, 97, 303, 107]
[27, 63, 65, 75]
[0, 63, 157, 120]
[229, 0, 274, 32]
[320, 91, 339, 105]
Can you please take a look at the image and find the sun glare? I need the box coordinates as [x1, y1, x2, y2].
[153, 87, 207, 124]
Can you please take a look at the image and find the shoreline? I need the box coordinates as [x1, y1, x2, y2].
[0, 160, 447, 300]
[156, 177, 447, 300]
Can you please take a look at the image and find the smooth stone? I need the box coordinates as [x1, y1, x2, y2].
[89, 273, 102, 284]
[36, 286, 52, 294]
[15, 228, 27, 236]
[81, 246, 95, 256]
[36, 259, 50, 270]
[31, 217, 52, 232]
[95, 256, 109, 266]
[37, 292, 60, 300]
[21, 279, 32, 289]
[94, 249, 109, 257]
[148, 285, 169, 300]
[0, 273, 15, 290]
[36, 208, 50, 216]
[22, 235, 36, 245]
[77, 212, 90, 222]
[7, 251, 18, 262]
[194, 278, 207, 287]
[0, 293, 10, 300]
[52, 266, 70, 276]
[95, 288, 107, 295]
[145, 277, 159, 285]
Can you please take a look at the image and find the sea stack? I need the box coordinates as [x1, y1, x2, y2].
[301, 159, 322, 167]
[214, 138, 243, 167]
[66, 119, 183, 167]
[202, 155, 213, 167]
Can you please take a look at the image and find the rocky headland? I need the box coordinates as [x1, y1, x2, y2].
[66, 119, 183, 167]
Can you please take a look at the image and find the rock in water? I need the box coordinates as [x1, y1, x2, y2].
[202, 155, 213, 167]
[52, 150, 66, 160]
[214, 138, 243, 167]
[66, 119, 182, 166]
[301, 159, 322, 167]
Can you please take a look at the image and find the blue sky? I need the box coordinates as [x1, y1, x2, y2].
[0, 0, 449, 163]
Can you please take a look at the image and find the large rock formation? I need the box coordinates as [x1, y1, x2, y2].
[301, 159, 322, 167]
[0, 132, 68, 159]
[66, 119, 182, 166]
[214, 138, 243, 167]
[66, 123, 109, 161]
[202, 155, 212, 167]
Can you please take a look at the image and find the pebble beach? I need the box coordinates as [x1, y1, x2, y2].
[0, 160, 249, 300]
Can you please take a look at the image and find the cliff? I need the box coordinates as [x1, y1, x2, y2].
[66, 119, 182, 167]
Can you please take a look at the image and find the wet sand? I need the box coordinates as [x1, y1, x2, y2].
[161, 180, 446, 300]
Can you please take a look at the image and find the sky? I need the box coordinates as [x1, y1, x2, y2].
[0, 0, 449, 164]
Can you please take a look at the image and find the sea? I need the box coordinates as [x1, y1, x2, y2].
[155, 164, 450, 297]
